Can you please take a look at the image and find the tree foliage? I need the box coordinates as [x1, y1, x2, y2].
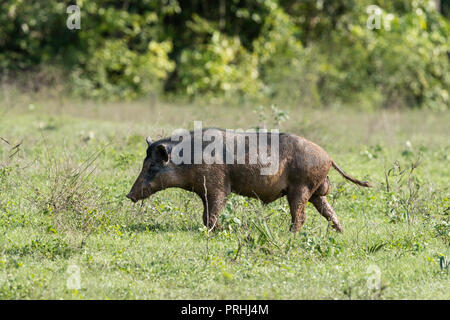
[0, 0, 448, 108]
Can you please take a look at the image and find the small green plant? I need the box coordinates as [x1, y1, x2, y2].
[434, 220, 450, 244]
[439, 256, 450, 273]
[6, 237, 73, 260]
[383, 158, 425, 224]
[114, 152, 136, 168]
[253, 104, 289, 129]
[367, 241, 386, 254]
[32, 144, 110, 241]
[299, 233, 343, 258]
[250, 218, 280, 251]
[270, 104, 290, 127]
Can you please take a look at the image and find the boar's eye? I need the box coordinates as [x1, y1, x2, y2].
[145, 159, 157, 174]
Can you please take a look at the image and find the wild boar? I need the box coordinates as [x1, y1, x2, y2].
[127, 128, 371, 232]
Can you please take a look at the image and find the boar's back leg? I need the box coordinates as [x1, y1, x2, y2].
[201, 192, 228, 231]
[314, 176, 331, 197]
[310, 195, 343, 232]
[287, 186, 311, 233]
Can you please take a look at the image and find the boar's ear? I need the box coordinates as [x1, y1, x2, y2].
[146, 136, 153, 146]
[154, 144, 169, 163]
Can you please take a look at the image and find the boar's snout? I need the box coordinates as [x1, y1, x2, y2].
[126, 192, 138, 203]
[127, 171, 152, 203]
[127, 138, 170, 203]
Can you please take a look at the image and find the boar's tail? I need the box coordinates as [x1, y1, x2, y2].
[331, 160, 372, 187]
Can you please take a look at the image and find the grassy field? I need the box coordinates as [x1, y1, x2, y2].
[0, 92, 449, 299]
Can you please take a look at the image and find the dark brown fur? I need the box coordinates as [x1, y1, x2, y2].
[127, 129, 372, 232]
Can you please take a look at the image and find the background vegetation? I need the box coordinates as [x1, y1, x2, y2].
[0, 0, 449, 109]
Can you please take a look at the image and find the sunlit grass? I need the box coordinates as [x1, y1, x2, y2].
[0, 94, 449, 299]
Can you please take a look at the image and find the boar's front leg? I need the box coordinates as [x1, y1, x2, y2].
[287, 186, 312, 233]
[201, 191, 228, 231]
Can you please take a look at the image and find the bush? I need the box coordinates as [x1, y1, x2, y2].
[253, 6, 320, 106]
[314, 1, 450, 109]
[178, 15, 261, 102]
[0, 0, 448, 108]
[71, 39, 174, 100]
[0, 0, 175, 100]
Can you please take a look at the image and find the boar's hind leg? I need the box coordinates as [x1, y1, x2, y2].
[287, 186, 311, 233]
[310, 195, 343, 232]
[202, 192, 228, 231]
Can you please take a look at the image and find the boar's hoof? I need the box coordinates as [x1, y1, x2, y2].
[332, 223, 343, 232]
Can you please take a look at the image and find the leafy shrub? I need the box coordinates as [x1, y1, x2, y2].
[71, 39, 174, 100]
[252, 6, 320, 106]
[0, 1, 175, 100]
[382, 158, 426, 224]
[367, 1, 449, 110]
[0, 1, 67, 70]
[317, 1, 450, 109]
[0, 0, 448, 108]
[434, 220, 450, 244]
[178, 16, 262, 101]
[299, 233, 343, 258]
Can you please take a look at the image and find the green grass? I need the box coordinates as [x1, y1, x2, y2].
[0, 93, 449, 299]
